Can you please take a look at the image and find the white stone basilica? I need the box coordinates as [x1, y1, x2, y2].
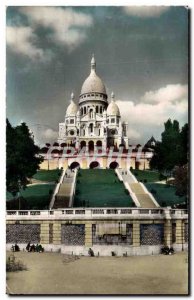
[58, 55, 129, 150]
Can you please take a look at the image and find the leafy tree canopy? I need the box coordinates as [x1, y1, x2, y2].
[6, 119, 43, 196]
[150, 119, 188, 172]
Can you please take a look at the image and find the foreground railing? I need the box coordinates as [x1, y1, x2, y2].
[6, 207, 188, 219]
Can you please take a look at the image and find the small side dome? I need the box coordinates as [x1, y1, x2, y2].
[107, 92, 120, 116]
[66, 93, 78, 116]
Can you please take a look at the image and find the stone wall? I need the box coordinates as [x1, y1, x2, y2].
[140, 224, 164, 245]
[6, 224, 40, 243]
[61, 224, 85, 245]
[6, 209, 188, 256]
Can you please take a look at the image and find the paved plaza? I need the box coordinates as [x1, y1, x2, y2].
[6, 251, 188, 295]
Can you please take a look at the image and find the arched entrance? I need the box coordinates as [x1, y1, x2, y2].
[70, 162, 80, 170]
[109, 161, 119, 169]
[51, 149, 60, 158]
[88, 140, 94, 152]
[119, 144, 125, 148]
[80, 141, 86, 149]
[89, 161, 100, 169]
[96, 140, 102, 147]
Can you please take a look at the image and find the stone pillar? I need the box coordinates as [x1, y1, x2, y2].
[102, 157, 107, 169]
[164, 219, 172, 247]
[132, 221, 140, 247]
[53, 222, 61, 245]
[62, 158, 68, 170]
[121, 158, 126, 169]
[85, 223, 92, 247]
[81, 158, 88, 169]
[175, 220, 183, 248]
[40, 222, 50, 244]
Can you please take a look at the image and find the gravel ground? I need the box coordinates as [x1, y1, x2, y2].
[6, 251, 188, 295]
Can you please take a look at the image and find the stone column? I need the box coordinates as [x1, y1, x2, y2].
[40, 222, 50, 244]
[53, 222, 61, 245]
[85, 222, 92, 247]
[164, 219, 172, 247]
[175, 219, 184, 248]
[102, 157, 107, 169]
[132, 221, 140, 247]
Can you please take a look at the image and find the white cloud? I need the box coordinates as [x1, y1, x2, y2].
[6, 26, 44, 60]
[142, 84, 188, 104]
[41, 128, 58, 141]
[19, 7, 93, 50]
[123, 6, 169, 18]
[116, 83, 188, 142]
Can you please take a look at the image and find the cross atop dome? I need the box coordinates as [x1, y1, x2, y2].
[111, 91, 115, 100]
[91, 54, 96, 71]
[71, 92, 75, 101]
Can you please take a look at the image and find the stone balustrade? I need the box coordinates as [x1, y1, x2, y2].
[6, 208, 188, 221]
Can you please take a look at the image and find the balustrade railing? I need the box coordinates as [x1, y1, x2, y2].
[6, 208, 188, 219]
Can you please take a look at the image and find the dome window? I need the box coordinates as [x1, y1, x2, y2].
[70, 130, 74, 136]
[111, 118, 115, 123]
[70, 119, 74, 124]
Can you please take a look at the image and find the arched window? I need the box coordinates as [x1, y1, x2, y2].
[89, 109, 93, 119]
[96, 106, 99, 113]
[84, 107, 86, 114]
[100, 106, 102, 114]
[89, 123, 93, 133]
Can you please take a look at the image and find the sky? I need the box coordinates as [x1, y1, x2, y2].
[6, 6, 189, 146]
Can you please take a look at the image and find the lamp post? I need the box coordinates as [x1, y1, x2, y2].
[17, 180, 21, 211]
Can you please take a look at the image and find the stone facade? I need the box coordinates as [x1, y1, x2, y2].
[58, 56, 129, 150]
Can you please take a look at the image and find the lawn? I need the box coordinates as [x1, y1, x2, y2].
[73, 169, 134, 207]
[6, 184, 55, 210]
[131, 169, 160, 183]
[33, 169, 62, 182]
[145, 183, 186, 207]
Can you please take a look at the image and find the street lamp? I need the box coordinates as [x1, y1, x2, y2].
[17, 180, 21, 210]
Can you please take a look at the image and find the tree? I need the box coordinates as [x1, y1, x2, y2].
[6, 119, 43, 196]
[150, 119, 188, 172]
[174, 164, 188, 200]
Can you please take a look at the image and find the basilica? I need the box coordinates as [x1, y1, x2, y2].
[58, 55, 129, 150]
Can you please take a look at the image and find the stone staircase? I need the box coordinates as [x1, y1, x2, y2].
[53, 170, 76, 209]
[129, 183, 157, 208]
[117, 169, 159, 208]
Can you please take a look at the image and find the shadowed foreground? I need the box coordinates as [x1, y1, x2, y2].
[6, 251, 188, 295]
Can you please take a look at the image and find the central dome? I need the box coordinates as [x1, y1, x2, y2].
[80, 55, 107, 96]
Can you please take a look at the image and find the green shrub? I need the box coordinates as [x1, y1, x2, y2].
[151, 188, 157, 195]
[144, 179, 147, 183]
[124, 189, 129, 195]
[6, 255, 27, 272]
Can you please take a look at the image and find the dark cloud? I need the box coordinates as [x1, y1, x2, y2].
[6, 6, 188, 146]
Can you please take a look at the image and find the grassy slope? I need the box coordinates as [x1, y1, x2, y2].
[145, 183, 185, 207]
[33, 169, 62, 182]
[131, 169, 160, 182]
[74, 169, 133, 207]
[6, 169, 61, 209]
[7, 184, 55, 209]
